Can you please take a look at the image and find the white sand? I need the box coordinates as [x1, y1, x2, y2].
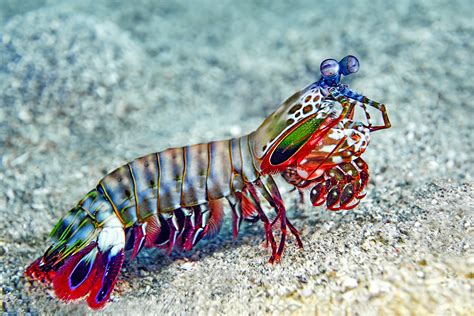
[0, 0, 472, 314]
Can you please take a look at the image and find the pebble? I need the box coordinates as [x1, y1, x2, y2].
[230, 125, 242, 137]
[0, 246, 7, 256]
[368, 281, 391, 296]
[300, 286, 313, 297]
[341, 277, 358, 291]
[181, 262, 194, 271]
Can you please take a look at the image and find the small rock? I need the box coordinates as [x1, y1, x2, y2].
[369, 280, 391, 296]
[300, 286, 313, 297]
[181, 262, 194, 271]
[341, 277, 358, 291]
[18, 109, 32, 123]
[230, 125, 241, 137]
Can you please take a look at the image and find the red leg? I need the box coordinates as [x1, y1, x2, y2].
[226, 195, 242, 240]
[256, 176, 303, 262]
[245, 185, 278, 262]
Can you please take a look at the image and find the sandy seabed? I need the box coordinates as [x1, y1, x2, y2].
[0, 0, 472, 314]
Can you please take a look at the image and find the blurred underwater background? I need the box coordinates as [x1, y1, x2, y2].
[0, 0, 472, 314]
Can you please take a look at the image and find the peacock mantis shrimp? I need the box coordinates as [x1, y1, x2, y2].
[25, 55, 391, 309]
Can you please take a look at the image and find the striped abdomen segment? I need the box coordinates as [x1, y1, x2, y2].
[92, 135, 259, 227]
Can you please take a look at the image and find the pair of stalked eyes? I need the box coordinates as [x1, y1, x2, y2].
[320, 55, 359, 78]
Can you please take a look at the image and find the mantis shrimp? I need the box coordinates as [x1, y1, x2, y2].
[25, 55, 391, 309]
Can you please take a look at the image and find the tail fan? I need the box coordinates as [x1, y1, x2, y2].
[25, 207, 125, 309]
[53, 243, 99, 301]
[86, 243, 125, 309]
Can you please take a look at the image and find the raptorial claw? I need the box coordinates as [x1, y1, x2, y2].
[287, 158, 370, 212]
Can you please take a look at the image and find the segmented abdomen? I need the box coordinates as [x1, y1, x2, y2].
[79, 135, 259, 228]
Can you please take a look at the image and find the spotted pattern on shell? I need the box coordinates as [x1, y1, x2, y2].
[284, 87, 324, 123]
[258, 87, 329, 156]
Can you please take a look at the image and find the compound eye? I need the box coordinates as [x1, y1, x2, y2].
[320, 59, 340, 78]
[339, 55, 359, 75]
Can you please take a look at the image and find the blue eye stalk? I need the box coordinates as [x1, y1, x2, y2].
[314, 55, 391, 133]
[318, 55, 360, 88]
